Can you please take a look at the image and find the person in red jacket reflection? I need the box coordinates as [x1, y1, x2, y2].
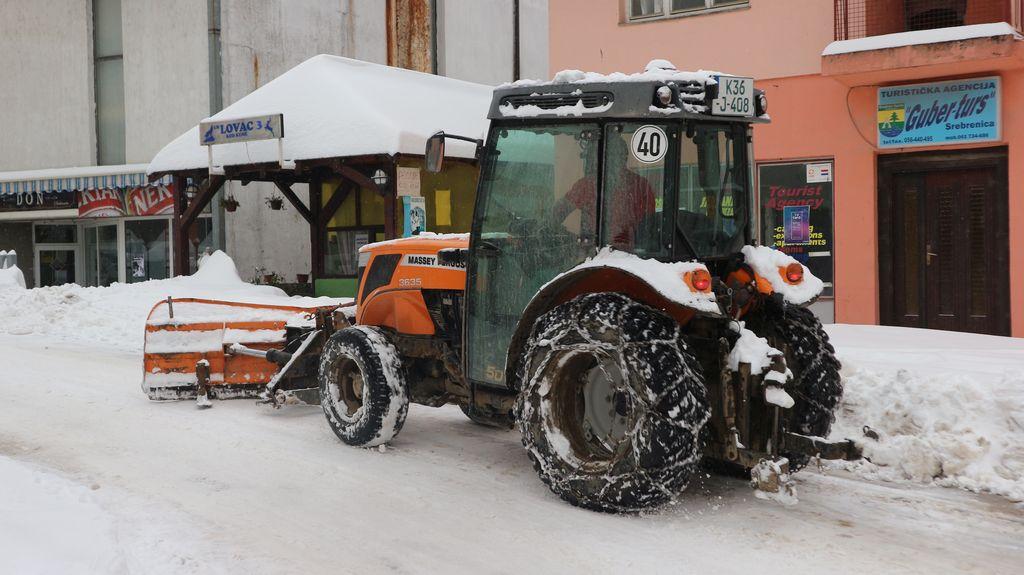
[553, 165, 656, 250]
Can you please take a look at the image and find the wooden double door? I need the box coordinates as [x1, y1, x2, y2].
[878, 149, 1010, 336]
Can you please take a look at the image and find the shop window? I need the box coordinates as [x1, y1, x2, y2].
[322, 180, 387, 278]
[325, 229, 384, 277]
[757, 161, 835, 298]
[400, 160, 479, 235]
[38, 250, 77, 287]
[125, 219, 170, 282]
[83, 223, 120, 287]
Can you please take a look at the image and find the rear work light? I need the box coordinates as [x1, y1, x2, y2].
[690, 269, 712, 292]
[784, 263, 804, 283]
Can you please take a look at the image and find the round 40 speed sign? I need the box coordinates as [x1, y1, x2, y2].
[630, 125, 668, 164]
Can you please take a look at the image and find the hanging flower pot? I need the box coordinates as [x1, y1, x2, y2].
[266, 195, 284, 210]
[222, 196, 240, 212]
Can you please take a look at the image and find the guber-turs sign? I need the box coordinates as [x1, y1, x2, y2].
[877, 76, 999, 148]
[200, 114, 284, 145]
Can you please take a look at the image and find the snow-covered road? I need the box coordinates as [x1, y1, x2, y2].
[2, 333, 1022, 575]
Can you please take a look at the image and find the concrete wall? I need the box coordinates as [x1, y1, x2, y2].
[549, 0, 833, 80]
[219, 0, 377, 283]
[0, 0, 94, 170]
[122, 0, 210, 164]
[438, 0, 548, 84]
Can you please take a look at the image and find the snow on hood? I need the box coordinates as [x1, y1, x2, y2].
[147, 55, 492, 175]
[0, 250, 346, 352]
[741, 245, 823, 306]
[547, 248, 720, 315]
[361, 232, 470, 251]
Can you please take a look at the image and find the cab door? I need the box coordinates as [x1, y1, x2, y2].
[464, 124, 600, 388]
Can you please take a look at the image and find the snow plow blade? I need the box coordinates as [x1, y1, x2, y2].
[142, 297, 343, 401]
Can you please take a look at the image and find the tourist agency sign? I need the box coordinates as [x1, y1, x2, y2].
[877, 76, 999, 149]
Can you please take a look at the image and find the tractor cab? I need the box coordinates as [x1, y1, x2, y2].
[431, 63, 769, 391]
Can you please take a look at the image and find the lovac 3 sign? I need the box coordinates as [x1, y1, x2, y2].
[877, 77, 1000, 148]
[200, 114, 284, 145]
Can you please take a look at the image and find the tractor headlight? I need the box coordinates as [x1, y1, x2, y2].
[756, 92, 768, 116]
[657, 86, 673, 106]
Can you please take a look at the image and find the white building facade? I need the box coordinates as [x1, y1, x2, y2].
[0, 0, 548, 288]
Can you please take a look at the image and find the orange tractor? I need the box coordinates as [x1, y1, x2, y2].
[145, 63, 859, 512]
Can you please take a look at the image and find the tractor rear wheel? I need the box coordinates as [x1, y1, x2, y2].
[517, 293, 710, 513]
[319, 326, 410, 447]
[746, 299, 842, 470]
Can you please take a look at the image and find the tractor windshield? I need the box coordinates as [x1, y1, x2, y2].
[466, 124, 600, 386]
[676, 123, 749, 259]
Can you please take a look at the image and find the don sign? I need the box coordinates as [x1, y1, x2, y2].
[877, 77, 999, 149]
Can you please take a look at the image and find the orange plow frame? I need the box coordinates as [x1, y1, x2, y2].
[142, 297, 340, 401]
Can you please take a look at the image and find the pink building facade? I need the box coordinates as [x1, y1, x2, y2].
[550, 0, 1024, 336]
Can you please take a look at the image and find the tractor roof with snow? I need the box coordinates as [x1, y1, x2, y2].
[487, 62, 769, 123]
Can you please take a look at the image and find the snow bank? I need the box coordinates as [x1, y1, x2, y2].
[0, 265, 26, 290]
[826, 325, 1024, 502]
[0, 251, 345, 352]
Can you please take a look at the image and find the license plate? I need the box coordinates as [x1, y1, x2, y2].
[711, 76, 754, 117]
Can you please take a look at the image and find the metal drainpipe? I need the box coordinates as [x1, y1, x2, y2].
[208, 0, 225, 254]
[512, 0, 520, 81]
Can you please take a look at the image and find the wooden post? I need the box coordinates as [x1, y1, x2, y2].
[172, 174, 188, 276]
[174, 174, 225, 276]
[309, 177, 322, 281]
[384, 160, 397, 239]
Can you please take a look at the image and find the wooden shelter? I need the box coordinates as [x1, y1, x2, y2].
[147, 55, 490, 296]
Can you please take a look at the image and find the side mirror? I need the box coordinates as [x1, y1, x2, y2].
[425, 132, 446, 173]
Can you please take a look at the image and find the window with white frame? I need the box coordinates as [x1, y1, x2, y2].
[628, 0, 748, 21]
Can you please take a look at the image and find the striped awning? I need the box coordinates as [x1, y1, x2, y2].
[0, 172, 172, 195]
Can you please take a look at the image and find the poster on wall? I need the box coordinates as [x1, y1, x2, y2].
[402, 195, 426, 237]
[758, 161, 834, 297]
[877, 76, 999, 148]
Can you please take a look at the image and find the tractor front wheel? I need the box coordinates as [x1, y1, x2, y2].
[319, 326, 410, 447]
[745, 299, 843, 470]
[517, 293, 710, 513]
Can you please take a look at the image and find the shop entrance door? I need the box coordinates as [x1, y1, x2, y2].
[879, 149, 1009, 336]
[36, 248, 78, 286]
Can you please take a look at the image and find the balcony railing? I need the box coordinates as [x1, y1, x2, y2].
[834, 0, 1022, 40]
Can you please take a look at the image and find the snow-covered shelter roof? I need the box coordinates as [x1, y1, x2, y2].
[147, 55, 493, 176]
